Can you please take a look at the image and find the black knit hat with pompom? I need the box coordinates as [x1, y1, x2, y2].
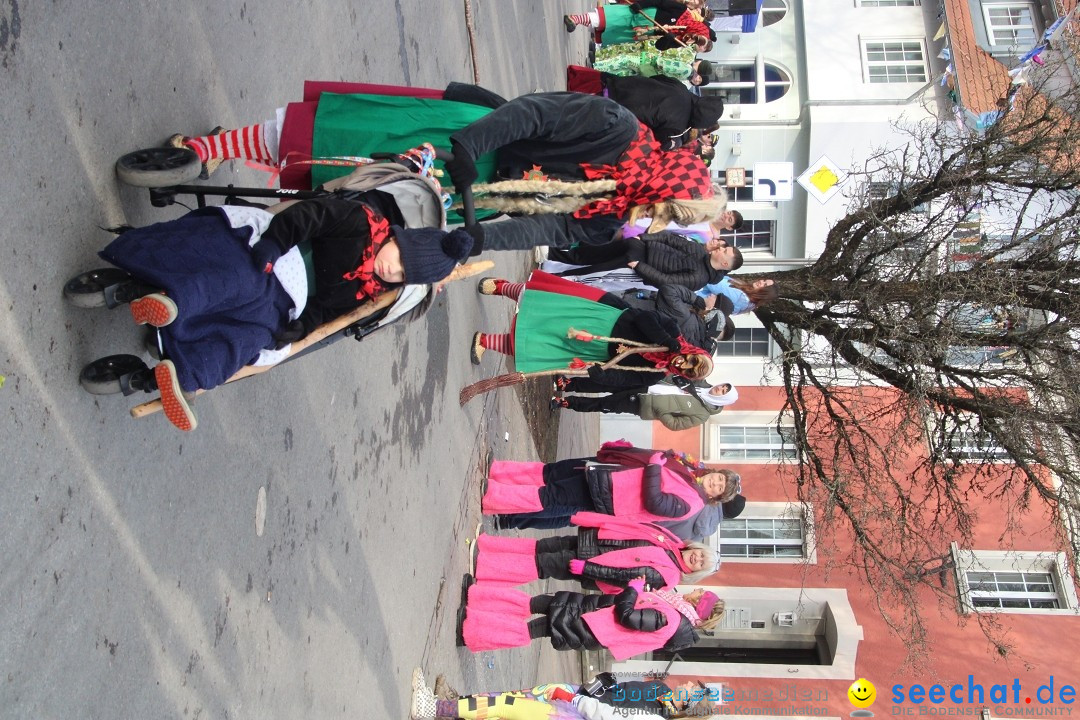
[391, 226, 474, 284]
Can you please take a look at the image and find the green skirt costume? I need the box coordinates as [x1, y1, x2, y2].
[513, 291, 626, 374]
[310, 93, 498, 219]
[599, 5, 658, 44]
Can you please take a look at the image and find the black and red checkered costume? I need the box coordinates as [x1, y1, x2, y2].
[576, 123, 712, 219]
[447, 91, 713, 252]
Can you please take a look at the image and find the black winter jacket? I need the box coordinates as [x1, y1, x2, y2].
[604, 75, 725, 151]
[576, 303, 682, 389]
[626, 233, 725, 290]
[579, 538, 682, 590]
[657, 284, 711, 351]
[545, 586, 698, 652]
[260, 192, 404, 334]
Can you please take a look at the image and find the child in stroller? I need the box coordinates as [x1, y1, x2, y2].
[70, 174, 473, 432]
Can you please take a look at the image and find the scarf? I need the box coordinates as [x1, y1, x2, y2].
[640, 337, 710, 377]
[575, 124, 713, 219]
[341, 205, 393, 300]
[674, 9, 710, 40]
[654, 588, 701, 626]
[698, 384, 738, 407]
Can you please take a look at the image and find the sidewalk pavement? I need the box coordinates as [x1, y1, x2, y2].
[535, 409, 601, 685]
[421, 356, 602, 699]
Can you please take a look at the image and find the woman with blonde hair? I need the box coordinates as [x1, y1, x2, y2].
[461, 578, 724, 659]
[473, 525, 717, 593]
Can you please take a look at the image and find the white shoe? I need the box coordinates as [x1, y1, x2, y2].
[411, 667, 438, 720]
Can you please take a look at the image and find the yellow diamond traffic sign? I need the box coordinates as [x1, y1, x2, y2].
[797, 155, 846, 204]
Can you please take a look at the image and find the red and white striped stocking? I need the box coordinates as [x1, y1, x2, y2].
[184, 120, 279, 165]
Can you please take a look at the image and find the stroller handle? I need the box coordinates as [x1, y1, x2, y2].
[433, 148, 476, 227]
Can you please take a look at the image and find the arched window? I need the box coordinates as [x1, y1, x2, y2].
[761, 0, 788, 27]
[700, 57, 792, 105]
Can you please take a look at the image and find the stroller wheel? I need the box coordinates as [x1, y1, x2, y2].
[79, 354, 148, 395]
[115, 147, 201, 187]
[63, 268, 134, 308]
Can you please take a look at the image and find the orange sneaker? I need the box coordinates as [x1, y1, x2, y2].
[154, 361, 197, 432]
[130, 293, 178, 327]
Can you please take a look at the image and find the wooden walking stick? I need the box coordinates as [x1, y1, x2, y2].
[458, 328, 670, 406]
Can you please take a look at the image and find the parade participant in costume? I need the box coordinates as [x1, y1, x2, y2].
[556, 379, 738, 431]
[166, 82, 502, 214]
[473, 526, 716, 592]
[564, 0, 709, 46]
[169, 86, 722, 251]
[99, 196, 472, 431]
[565, 70, 725, 151]
[479, 440, 740, 539]
[444, 93, 722, 252]
[698, 276, 780, 315]
[409, 667, 717, 720]
[460, 578, 724, 659]
[470, 271, 712, 384]
[592, 41, 705, 83]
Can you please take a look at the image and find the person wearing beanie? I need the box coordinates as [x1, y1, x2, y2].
[479, 441, 739, 540]
[95, 193, 471, 432]
[723, 492, 746, 519]
[255, 195, 473, 342]
[692, 59, 714, 86]
[409, 666, 717, 720]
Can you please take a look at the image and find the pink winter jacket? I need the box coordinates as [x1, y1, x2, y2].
[583, 589, 686, 660]
[610, 466, 704, 523]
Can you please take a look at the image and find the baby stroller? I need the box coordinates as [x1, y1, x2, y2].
[65, 147, 489, 430]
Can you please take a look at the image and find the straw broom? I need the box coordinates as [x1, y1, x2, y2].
[458, 327, 670, 406]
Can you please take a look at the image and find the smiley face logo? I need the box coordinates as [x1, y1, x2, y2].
[848, 678, 877, 709]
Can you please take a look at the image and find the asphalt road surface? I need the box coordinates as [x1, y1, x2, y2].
[0, 1, 594, 716]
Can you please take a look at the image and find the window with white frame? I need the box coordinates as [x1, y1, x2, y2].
[930, 414, 1012, 462]
[699, 57, 792, 105]
[716, 219, 775, 252]
[715, 502, 815, 562]
[982, 2, 1040, 49]
[862, 40, 928, 83]
[952, 546, 1079, 614]
[707, 423, 799, 462]
[715, 327, 771, 357]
